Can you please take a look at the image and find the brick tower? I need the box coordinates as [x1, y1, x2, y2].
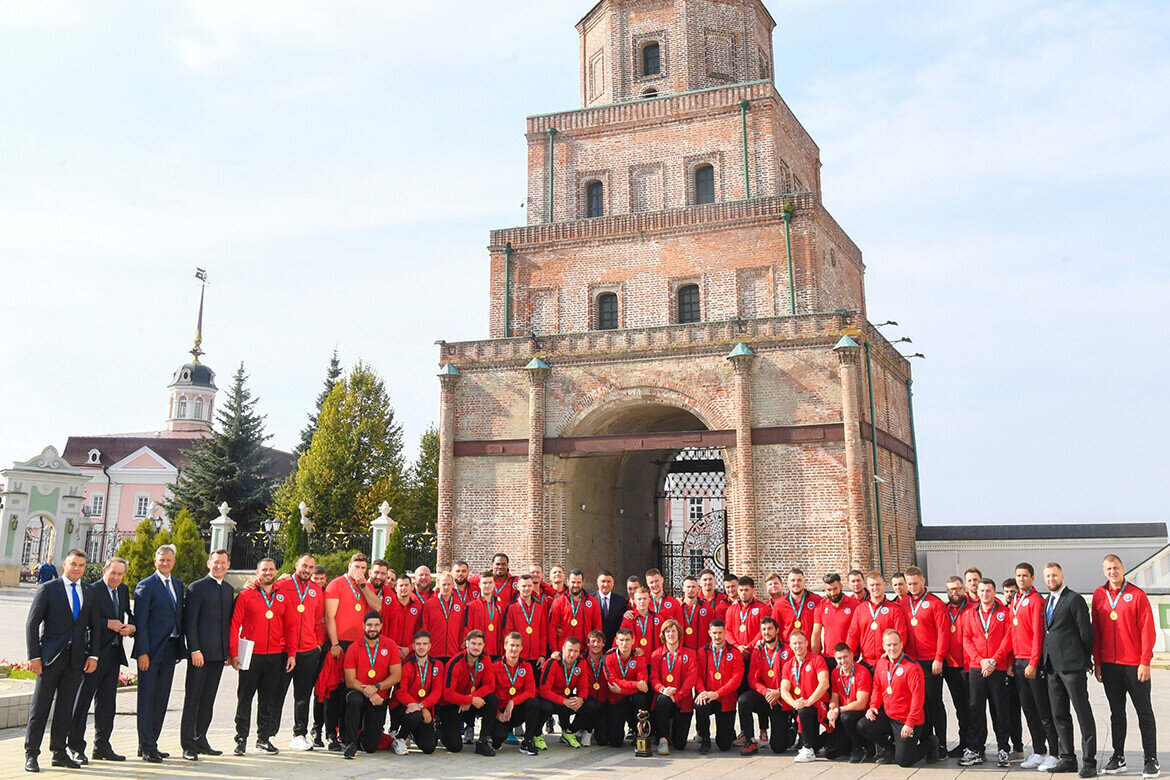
[436, 0, 920, 583]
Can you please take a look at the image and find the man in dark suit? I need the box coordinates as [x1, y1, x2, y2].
[180, 548, 234, 760]
[24, 548, 99, 773]
[132, 544, 185, 763]
[67, 556, 134, 764]
[1041, 562, 1097, 778]
[595, 570, 628, 649]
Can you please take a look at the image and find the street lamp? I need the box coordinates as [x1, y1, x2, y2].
[151, 516, 166, 534]
[262, 517, 282, 558]
[889, 337, 913, 345]
[874, 320, 898, 328]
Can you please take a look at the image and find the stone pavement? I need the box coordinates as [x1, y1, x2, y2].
[0, 583, 1166, 779]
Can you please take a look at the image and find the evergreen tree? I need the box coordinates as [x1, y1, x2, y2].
[295, 348, 342, 458]
[283, 507, 308, 570]
[292, 362, 406, 536]
[165, 363, 275, 535]
[170, 509, 206, 585]
[383, 525, 404, 573]
[116, 517, 158, 590]
[402, 425, 439, 535]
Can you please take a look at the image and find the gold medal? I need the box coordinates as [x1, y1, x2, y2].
[265, 610, 274, 620]
[354, 603, 363, 612]
[794, 686, 801, 696]
[666, 674, 674, 683]
[418, 689, 426, 697]
[1012, 618, 1018, 626]
[297, 604, 306, 613]
[593, 682, 600, 690]
[714, 672, 722, 681]
[886, 686, 893, 695]
[1110, 611, 1118, 621]
[526, 626, 533, 635]
[950, 625, 957, 633]
[488, 623, 495, 631]
[571, 618, 578, 627]
[640, 638, 647, 646]
[870, 621, 878, 630]
[739, 625, 747, 633]
[910, 617, 918, 627]
[509, 686, 517, 695]
[565, 687, 571, 696]
[686, 627, 693, 635]
[767, 669, 775, 678]
[367, 669, 376, 679]
[793, 620, 801, 629]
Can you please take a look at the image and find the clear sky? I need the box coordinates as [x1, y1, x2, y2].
[1, 1, 1167, 526]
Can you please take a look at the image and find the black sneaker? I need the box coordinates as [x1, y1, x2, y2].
[849, 749, 865, 764]
[1104, 755, 1126, 774]
[518, 740, 538, 756]
[475, 741, 496, 757]
[698, 738, 711, 755]
[1143, 758, 1160, 779]
[343, 742, 358, 760]
[255, 740, 279, 755]
[311, 730, 324, 749]
[327, 738, 342, 753]
[233, 740, 247, 757]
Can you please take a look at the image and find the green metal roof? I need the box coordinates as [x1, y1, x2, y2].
[437, 363, 460, 376]
[726, 342, 756, 358]
[525, 357, 551, 371]
[833, 335, 861, 350]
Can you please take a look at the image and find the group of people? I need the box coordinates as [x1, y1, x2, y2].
[23, 546, 1159, 779]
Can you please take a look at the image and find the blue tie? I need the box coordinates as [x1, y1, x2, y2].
[71, 583, 80, 621]
[1045, 596, 1055, 624]
[110, 587, 119, 615]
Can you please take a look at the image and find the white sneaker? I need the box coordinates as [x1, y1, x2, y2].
[579, 731, 592, 747]
[463, 731, 475, 745]
[288, 735, 314, 751]
[657, 738, 670, 756]
[795, 747, 816, 763]
[1039, 755, 1060, 772]
[1021, 753, 1046, 769]
[392, 737, 409, 756]
[759, 728, 768, 743]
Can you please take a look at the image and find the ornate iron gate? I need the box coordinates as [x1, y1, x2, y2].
[656, 448, 729, 590]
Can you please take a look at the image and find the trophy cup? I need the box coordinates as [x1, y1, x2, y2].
[634, 709, 652, 757]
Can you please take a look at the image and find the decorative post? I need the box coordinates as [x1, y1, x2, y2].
[834, 336, 870, 569]
[436, 363, 460, 569]
[525, 357, 551, 568]
[209, 502, 235, 554]
[726, 343, 758, 576]
[299, 501, 313, 550]
[370, 502, 397, 559]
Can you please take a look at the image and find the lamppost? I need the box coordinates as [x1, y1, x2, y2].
[262, 517, 282, 559]
[299, 501, 313, 550]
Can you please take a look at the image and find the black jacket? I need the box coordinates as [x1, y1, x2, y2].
[89, 580, 132, 666]
[26, 577, 98, 668]
[1041, 587, 1094, 673]
[595, 591, 629, 647]
[183, 575, 235, 662]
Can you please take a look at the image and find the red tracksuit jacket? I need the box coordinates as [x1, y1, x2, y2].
[504, 598, 547, 661]
[464, 596, 505, 658]
[441, 651, 496, 706]
[384, 596, 423, 648]
[395, 656, 445, 711]
[420, 594, 467, 658]
[621, 610, 662, 655]
[539, 657, 589, 705]
[773, 591, 822, 644]
[276, 576, 325, 654]
[748, 642, 790, 701]
[230, 583, 288, 657]
[899, 592, 947, 664]
[943, 602, 968, 668]
[494, 656, 536, 708]
[678, 599, 714, 651]
[813, 594, 860, 661]
[1092, 582, 1156, 666]
[847, 597, 909, 666]
[870, 654, 924, 727]
[603, 648, 648, 700]
[649, 646, 697, 711]
[961, 602, 1014, 669]
[695, 642, 744, 712]
[650, 594, 684, 627]
[1007, 587, 1045, 667]
[726, 599, 767, 652]
[547, 592, 601, 652]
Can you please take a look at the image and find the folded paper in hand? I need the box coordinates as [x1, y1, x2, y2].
[237, 638, 254, 671]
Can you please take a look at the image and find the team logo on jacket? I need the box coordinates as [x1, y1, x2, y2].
[630, 660, 636, 668]
[781, 649, 789, 660]
[454, 604, 462, 612]
[922, 601, 931, 609]
[752, 607, 759, 615]
[844, 607, 852, 615]
[275, 594, 285, 602]
[585, 599, 593, 608]
[699, 608, 708, 616]
[804, 664, 812, 672]
[725, 652, 733, 661]
[895, 667, 904, 676]
[410, 607, 418, 615]
[1124, 593, 1134, 602]
[476, 662, 483, 671]
[1019, 598, 1027, 606]
[571, 668, 579, 677]
[308, 589, 316, 597]
[384, 596, 393, 605]
[806, 601, 814, 610]
[380, 648, 388, 656]
[996, 612, 1005, 621]
[518, 668, 526, 677]
[880, 606, 888, 614]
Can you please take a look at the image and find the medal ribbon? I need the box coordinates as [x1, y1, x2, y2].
[588, 654, 603, 684]
[635, 611, 649, 640]
[518, 598, 536, 629]
[616, 652, 634, 678]
[467, 654, 480, 688]
[711, 644, 725, 675]
[978, 605, 995, 635]
[258, 584, 275, 612]
[841, 666, 855, 699]
[683, 600, 698, 627]
[868, 599, 884, 626]
[948, 602, 967, 626]
[293, 575, 309, 604]
[1010, 587, 1035, 618]
[344, 575, 362, 605]
[568, 592, 583, 621]
[438, 595, 453, 621]
[493, 578, 508, 600]
[792, 654, 805, 688]
[365, 637, 381, 675]
[762, 642, 779, 673]
[415, 658, 432, 693]
[485, 597, 497, 623]
[885, 653, 906, 691]
[665, 650, 678, 678]
[787, 593, 806, 623]
[504, 661, 522, 688]
[908, 593, 927, 620]
[564, 659, 579, 693]
[738, 603, 752, 629]
[1106, 583, 1127, 613]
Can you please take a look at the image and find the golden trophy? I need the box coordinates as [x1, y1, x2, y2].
[634, 709, 652, 757]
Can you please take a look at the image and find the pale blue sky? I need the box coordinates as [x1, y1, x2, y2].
[1, 1, 1167, 526]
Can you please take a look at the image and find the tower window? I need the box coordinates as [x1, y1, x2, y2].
[642, 42, 661, 76]
[194, 398, 203, 419]
[179, 399, 188, 418]
[678, 284, 701, 324]
[695, 165, 715, 205]
[586, 181, 604, 218]
[597, 293, 618, 330]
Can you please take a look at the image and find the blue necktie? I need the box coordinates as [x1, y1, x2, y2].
[110, 587, 119, 615]
[1046, 596, 1055, 624]
[71, 582, 80, 621]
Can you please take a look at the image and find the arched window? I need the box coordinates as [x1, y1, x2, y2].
[179, 398, 188, 418]
[678, 284, 701, 324]
[643, 42, 661, 76]
[193, 398, 203, 419]
[695, 165, 715, 205]
[597, 293, 618, 330]
[586, 181, 604, 218]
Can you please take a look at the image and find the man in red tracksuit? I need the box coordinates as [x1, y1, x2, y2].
[679, 576, 713, 652]
[645, 569, 683, 626]
[581, 631, 610, 747]
[727, 576, 767, 664]
[778, 629, 830, 763]
[391, 631, 444, 755]
[737, 616, 792, 755]
[847, 572, 908, 670]
[602, 628, 650, 747]
[694, 620, 744, 754]
[825, 643, 872, 762]
[340, 611, 401, 759]
[437, 630, 497, 755]
[276, 554, 325, 751]
[649, 619, 697, 754]
[465, 571, 505, 659]
[230, 559, 292, 755]
[958, 578, 1014, 768]
[491, 632, 540, 755]
[699, 569, 730, 620]
[451, 561, 475, 608]
[900, 566, 946, 764]
[420, 572, 467, 663]
[621, 588, 661, 656]
[504, 575, 547, 671]
[857, 629, 925, 768]
[1009, 562, 1058, 771]
[1092, 554, 1158, 778]
[772, 568, 822, 645]
[811, 572, 859, 668]
[538, 637, 598, 746]
[469, 554, 518, 608]
[547, 569, 601, 653]
[942, 575, 972, 758]
[384, 575, 422, 657]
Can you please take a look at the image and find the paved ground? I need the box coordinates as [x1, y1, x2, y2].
[1, 582, 1165, 779]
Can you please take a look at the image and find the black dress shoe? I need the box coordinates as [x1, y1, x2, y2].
[1050, 758, 1081, 773]
[137, 748, 168, 758]
[183, 750, 199, 761]
[67, 749, 88, 765]
[91, 748, 125, 761]
[198, 743, 223, 756]
[141, 751, 164, 763]
[25, 755, 39, 773]
[50, 754, 81, 769]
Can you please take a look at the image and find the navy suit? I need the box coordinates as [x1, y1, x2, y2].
[132, 572, 185, 754]
[595, 591, 628, 649]
[69, 579, 131, 756]
[24, 576, 98, 759]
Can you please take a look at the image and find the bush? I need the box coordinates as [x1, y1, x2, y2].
[82, 562, 104, 584]
[313, 550, 363, 579]
[170, 510, 206, 585]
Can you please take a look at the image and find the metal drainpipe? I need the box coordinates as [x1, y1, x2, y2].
[547, 128, 557, 223]
[781, 210, 796, 314]
[864, 342, 885, 576]
[738, 100, 751, 199]
[102, 463, 112, 557]
[503, 242, 513, 338]
[907, 377, 923, 525]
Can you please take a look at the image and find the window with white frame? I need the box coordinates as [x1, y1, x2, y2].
[134, 494, 151, 518]
[193, 398, 203, 419]
[179, 399, 188, 418]
[90, 494, 104, 518]
[688, 497, 705, 524]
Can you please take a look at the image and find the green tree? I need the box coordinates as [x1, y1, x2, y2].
[383, 525, 404, 573]
[283, 507, 308, 571]
[165, 363, 276, 535]
[170, 509, 206, 585]
[116, 517, 158, 590]
[290, 362, 406, 536]
[296, 348, 343, 458]
[401, 425, 439, 535]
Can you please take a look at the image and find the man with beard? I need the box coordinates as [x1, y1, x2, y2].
[341, 611, 402, 759]
[471, 554, 518, 607]
[466, 570, 505, 658]
[392, 631, 444, 754]
[276, 554, 325, 752]
[438, 630, 498, 755]
[773, 568, 821, 646]
[858, 629, 926, 768]
[412, 566, 435, 605]
[538, 637, 597, 749]
[323, 554, 373, 749]
[737, 616, 792, 755]
[963, 568, 982, 604]
[548, 569, 600, 651]
[811, 572, 858, 669]
[847, 572, 908, 671]
[421, 572, 466, 663]
[385, 575, 422, 657]
[847, 570, 869, 603]
[942, 575, 972, 758]
[825, 643, 872, 762]
[900, 566, 945, 764]
[363, 560, 394, 615]
[451, 561, 474, 607]
[230, 558, 292, 757]
[699, 569, 729, 620]
[679, 575, 713, 652]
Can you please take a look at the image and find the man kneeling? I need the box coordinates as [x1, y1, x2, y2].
[539, 637, 599, 748]
[857, 629, 925, 767]
[824, 643, 872, 762]
[780, 629, 830, 763]
[341, 611, 402, 759]
[390, 631, 444, 755]
[438, 630, 498, 756]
